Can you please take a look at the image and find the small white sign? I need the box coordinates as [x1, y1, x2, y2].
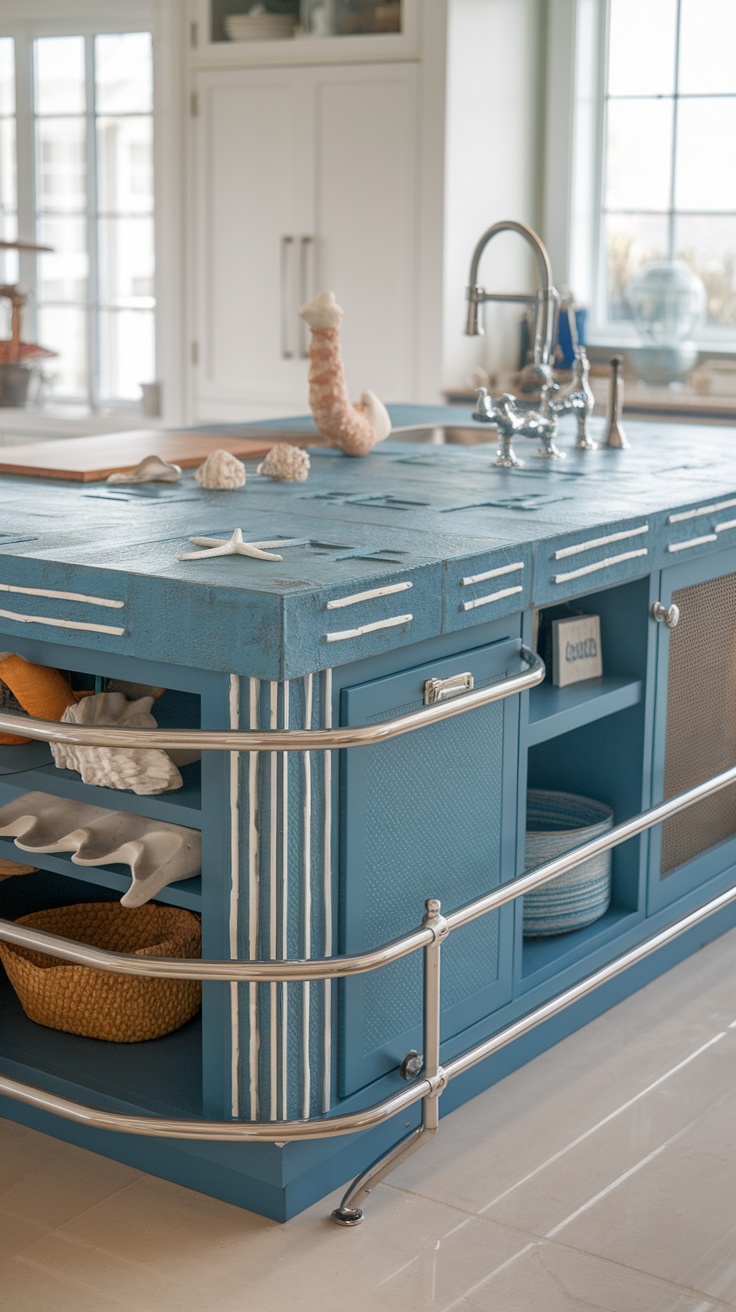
[552, 615, 602, 687]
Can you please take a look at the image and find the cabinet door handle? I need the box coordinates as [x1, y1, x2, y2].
[298, 236, 314, 359]
[280, 236, 295, 359]
[652, 601, 680, 628]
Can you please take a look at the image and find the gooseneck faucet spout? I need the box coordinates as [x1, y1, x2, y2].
[465, 220, 559, 374]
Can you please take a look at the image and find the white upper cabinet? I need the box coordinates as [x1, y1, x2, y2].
[191, 62, 418, 421]
[189, 0, 419, 67]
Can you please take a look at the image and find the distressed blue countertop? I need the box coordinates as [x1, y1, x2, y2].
[1, 405, 734, 678]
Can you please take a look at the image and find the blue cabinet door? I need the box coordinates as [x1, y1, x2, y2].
[649, 547, 736, 913]
[338, 636, 520, 1096]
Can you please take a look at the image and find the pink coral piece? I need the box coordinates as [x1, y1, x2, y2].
[298, 291, 391, 457]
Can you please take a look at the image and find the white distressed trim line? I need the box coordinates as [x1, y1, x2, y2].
[553, 525, 649, 560]
[269, 681, 278, 1122]
[322, 667, 333, 1114]
[554, 549, 648, 585]
[326, 614, 413, 643]
[0, 608, 126, 635]
[715, 519, 736, 534]
[228, 674, 241, 1120]
[461, 585, 523, 612]
[326, 581, 412, 609]
[248, 678, 260, 1120]
[669, 497, 736, 523]
[0, 582, 125, 608]
[302, 673, 313, 1121]
[281, 680, 289, 1123]
[667, 534, 718, 553]
[461, 561, 525, 586]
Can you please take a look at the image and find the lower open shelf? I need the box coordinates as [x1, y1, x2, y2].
[0, 978, 203, 1118]
[520, 903, 641, 986]
[0, 837, 202, 911]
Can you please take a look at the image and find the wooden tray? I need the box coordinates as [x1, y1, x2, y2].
[0, 428, 322, 482]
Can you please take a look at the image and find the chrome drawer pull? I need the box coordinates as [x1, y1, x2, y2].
[423, 672, 474, 705]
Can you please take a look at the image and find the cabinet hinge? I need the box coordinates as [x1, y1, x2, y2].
[190, 91, 199, 118]
[191, 341, 199, 366]
[190, 20, 199, 48]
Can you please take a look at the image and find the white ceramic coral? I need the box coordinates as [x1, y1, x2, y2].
[257, 444, 311, 482]
[298, 291, 391, 456]
[107, 455, 182, 484]
[50, 692, 183, 796]
[194, 449, 246, 489]
[0, 792, 200, 907]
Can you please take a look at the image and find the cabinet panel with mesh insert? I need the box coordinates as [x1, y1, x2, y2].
[661, 573, 736, 877]
[339, 638, 518, 1096]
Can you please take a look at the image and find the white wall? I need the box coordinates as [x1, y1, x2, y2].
[442, 0, 545, 391]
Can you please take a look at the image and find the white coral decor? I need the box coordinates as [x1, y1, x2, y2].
[257, 444, 311, 482]
[51, 692, 183, 795]
[194, 449, 246, 489]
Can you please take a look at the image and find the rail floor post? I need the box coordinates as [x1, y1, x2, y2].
[331, 899, 449, 1226]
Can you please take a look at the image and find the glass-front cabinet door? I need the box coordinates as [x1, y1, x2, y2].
[649, 550, 736, 913]
[191, 0, 419, 63]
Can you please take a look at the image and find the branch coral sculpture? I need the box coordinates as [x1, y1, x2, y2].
[298, 291, 391, 456]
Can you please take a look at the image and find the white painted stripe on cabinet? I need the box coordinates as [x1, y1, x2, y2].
[326, 581, 412, 609]
[326, 614, 412, 643]
[228, 673, 241, 1119]
[553, 548, 648, 584]
[553, 525, 648, 560]
[0, 582, 125, 607]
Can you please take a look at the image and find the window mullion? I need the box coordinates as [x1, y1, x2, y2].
[14, 29, 37, 346]
[667, 0, 682, 259]
[84, 31, 100, 412]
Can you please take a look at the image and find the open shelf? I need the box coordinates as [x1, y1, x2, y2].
[520, 904, 640, 986]
[527, 676, 643, 746]
[0, 837, 202, 911]
[0, 751, 202, 828]
[0, 978, 203, 1117]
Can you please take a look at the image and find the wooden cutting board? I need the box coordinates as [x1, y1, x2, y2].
[0, 428, 323, 482]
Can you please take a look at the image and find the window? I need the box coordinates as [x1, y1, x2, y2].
[545, 0, 736, 352]
[598, 0, 736, 342]
[0, 27, 155, 409]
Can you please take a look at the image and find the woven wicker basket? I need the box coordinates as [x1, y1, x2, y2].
[0, 858, 36, 881]
[0, 902, 202, 1042]
[523, 790, 614, 938]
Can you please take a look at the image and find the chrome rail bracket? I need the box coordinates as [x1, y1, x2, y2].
[332, 899, 448, 1226]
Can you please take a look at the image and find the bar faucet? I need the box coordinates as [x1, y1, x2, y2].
[465, 220, 559, 385]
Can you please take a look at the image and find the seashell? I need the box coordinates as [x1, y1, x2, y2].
[107, 454, 182, 484]
[194, 449, 246, 489]
[0, 792, 200, 907]
[256, 443, 311, 482]
[50, 692, 183, 796]
[298, 291, 391, 456]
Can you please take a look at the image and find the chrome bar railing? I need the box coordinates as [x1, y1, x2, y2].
[0, 648, 544, 752]
[3, 760, 736, 982]
[1, 645, 735, 1223]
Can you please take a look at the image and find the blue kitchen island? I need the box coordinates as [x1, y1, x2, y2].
[1, 405, 736, 1221]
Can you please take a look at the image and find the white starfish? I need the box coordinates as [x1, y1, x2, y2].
[177, 528, 306, 563]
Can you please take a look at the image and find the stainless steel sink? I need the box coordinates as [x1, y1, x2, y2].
[390, 424, 493, 445]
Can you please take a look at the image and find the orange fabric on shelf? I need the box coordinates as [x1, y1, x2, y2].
[0, 654, 79, 745]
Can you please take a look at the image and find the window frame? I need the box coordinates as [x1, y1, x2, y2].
[0, 0, 186, 424]
[543, 0, 736, 355]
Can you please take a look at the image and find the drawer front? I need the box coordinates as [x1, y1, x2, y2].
[443, 547, 531, 633]
[0, 568, 129, 648]
[283, 564, 444, 676]
[533, 521, 651, 604]
[659, 496, 736, 563]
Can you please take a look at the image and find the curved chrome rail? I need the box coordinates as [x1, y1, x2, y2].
[0, 648, 544, 753]
[2, 650, 735, 1224]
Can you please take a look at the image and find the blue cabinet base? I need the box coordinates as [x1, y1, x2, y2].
[3, 890, 734, 1223]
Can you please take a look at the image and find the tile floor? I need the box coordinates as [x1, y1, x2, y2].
[2, 928, 736, 1311]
